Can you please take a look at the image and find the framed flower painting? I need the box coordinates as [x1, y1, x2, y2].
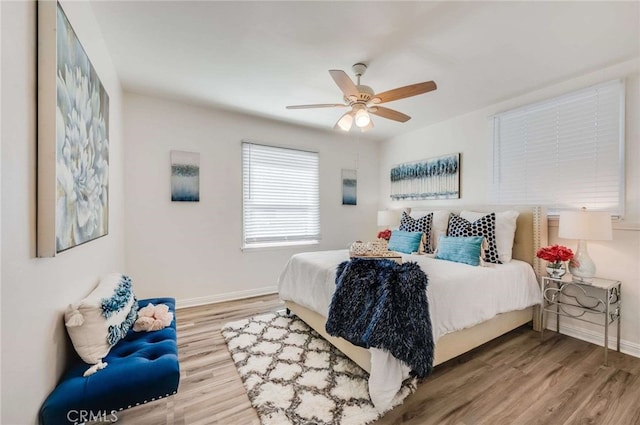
[37, 2, 110, 256]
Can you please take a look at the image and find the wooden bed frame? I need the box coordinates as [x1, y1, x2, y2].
[285, 206, 547, 373]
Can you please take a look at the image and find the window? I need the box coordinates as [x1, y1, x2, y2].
[490, 79, 625, 215]
[242, 142, 320, 248]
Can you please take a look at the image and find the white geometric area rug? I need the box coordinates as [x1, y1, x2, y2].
[222, 311, 417, 425]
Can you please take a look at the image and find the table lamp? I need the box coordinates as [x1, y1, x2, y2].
[558, 207, 612, 279]
[377, 210, 398, 229]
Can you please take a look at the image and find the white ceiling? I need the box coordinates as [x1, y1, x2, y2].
[91, 1, 640, 141]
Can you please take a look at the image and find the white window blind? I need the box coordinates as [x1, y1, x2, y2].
[490, 79, 625, 215]
[242, 142, 320, 248]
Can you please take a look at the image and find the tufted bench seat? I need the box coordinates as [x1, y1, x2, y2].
[39, 298, 180, 425]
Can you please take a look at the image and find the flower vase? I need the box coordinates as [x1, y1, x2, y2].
[546, 261, 567, 278]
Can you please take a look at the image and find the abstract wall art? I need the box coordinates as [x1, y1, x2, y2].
[390, 153, 460, 201]
[171, 151, 200, 202]
[342, 169, 357, 205]
[37, 2, 110, 256]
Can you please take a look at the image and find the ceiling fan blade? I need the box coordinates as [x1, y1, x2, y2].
[373, 81, 437, 104]
[286, 103, 348, 109]
[329, 70, 359, 99]
[369, 106, 411, 123]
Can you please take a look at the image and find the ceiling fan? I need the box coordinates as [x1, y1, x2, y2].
[286, 63, 437, 132]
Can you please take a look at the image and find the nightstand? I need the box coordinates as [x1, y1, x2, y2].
[540, 275, 621, 365]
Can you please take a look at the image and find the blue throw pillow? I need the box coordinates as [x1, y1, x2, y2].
[388, 230, 423, 254]
[447, 213, 501, 264]
[435, 236, 485, 266]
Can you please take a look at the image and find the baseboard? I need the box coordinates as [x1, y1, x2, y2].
[176, 286, 278, 309]
[545, 319, 640, 358]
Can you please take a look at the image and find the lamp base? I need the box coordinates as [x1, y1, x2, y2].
[568, 240, 596, 279]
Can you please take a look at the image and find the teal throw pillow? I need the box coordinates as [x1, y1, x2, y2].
[435, 236, 485, 266]
[388, 230, 423, 254]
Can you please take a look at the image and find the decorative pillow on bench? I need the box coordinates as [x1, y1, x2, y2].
[64, 273, 138, 376]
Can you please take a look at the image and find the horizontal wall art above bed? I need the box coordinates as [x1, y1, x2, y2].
[390, 153, 460, 201]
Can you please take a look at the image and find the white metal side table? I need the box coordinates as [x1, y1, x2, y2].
[540, 275, 621, 366]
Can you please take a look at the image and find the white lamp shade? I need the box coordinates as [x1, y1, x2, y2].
[377, 210, 398, 227]
[336, 113, 353, 131]
[359, 119, 374, 132]
[355, 109, 371, 128]
[558, 210, 612, 241]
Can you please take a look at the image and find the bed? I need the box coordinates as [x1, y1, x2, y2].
[278, 206, 547, 410]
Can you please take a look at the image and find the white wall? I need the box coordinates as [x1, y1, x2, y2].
[123, 92, 379, 305]
[379, 60, 640, 356]
[0, 0, 4, 417]
[1, 2, 125, 424]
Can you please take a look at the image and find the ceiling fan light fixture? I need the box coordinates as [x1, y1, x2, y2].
[287, 64, 437, 132]
[337, 112, 354, 131]
[360, 120, 374, 132]
[355, 108, 370, 128]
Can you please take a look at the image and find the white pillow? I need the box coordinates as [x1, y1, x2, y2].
[410, 210, 450, 251]
[64, 273, 138, 370]
[460, 210, 519, 262]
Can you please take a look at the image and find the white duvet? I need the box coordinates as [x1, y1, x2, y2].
[277, 249, 541, 411]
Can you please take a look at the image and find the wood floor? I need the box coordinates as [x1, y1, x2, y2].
[114, 294, 640, 425]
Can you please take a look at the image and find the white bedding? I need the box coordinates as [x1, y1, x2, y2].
[277, 249, 541, 410]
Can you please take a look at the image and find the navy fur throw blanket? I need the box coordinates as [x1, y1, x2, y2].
[325, 258, 434, 378]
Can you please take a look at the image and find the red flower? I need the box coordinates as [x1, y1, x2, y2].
[536, 244, 574, 262]
[377, 229, 392, 241]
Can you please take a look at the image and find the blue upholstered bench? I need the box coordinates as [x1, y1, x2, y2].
[40, 298, 180, 425]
